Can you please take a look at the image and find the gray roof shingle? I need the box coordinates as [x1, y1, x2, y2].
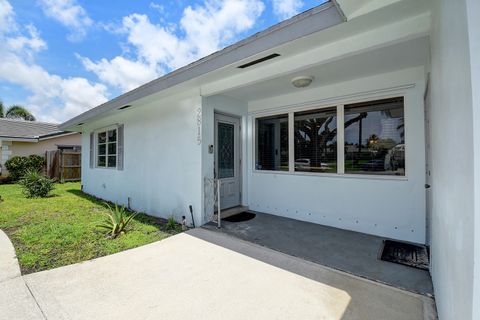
[0, 118, 63, 139]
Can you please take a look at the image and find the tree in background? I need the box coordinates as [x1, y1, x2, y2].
[0, 100, 36, 121]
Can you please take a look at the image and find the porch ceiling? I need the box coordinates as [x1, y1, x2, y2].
[219, 35, 429, 103]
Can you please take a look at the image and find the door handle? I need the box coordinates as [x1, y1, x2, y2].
[425, 184, 431, 189]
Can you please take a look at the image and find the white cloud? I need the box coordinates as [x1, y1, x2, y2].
[272, 0, 303, 20]
[80, 55, 158, 92]
[0, 0, 15, 32]
[7, 25, 47, 53]
[38, 0, 92, 41]
[149, 2, 164, 13]
[83, 0, 265, 92]
[0, 0, 108, 122]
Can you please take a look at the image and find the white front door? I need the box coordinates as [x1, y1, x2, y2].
[215, 113, 241, 210]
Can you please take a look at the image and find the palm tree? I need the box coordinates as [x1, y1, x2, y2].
[0, 100, 36, 121]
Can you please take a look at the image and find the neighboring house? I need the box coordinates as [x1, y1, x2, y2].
[60, 1, 479, 319]
[0, 118, 81, 177]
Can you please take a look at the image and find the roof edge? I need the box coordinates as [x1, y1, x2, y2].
[60, 1, 344, 131]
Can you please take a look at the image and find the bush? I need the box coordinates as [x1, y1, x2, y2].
[19, 170, 54, 198]
[165, 216, 178, 231]
[5, 155, 45, 181]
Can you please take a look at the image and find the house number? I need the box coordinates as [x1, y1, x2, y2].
[196, 107, 202, 145]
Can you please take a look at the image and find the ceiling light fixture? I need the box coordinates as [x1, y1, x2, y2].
[291, 76, 314, 88]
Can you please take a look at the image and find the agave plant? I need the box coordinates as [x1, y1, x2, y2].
[97, 203, 138, 238]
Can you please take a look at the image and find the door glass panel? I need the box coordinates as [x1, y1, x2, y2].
[218, 122, 235, 179]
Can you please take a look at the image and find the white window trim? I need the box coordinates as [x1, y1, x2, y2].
[252, 91, 409, 180]
[94, 125, 118, 170]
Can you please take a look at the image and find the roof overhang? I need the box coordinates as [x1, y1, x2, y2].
[0, 131, 77, 142]
[0, 136, 38, 142]
[60, 1, 345, 131]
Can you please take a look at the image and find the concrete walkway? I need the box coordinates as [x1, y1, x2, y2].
[2, 229, 436, 319]
[0, 230, 45, 319]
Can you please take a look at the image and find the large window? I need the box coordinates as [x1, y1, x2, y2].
[97, 128, 117, 168]
[294, 107, 337, 173]
[256, 114, 289, 171]
[344, 98, 405, 175]
[255, 97, 406, 177]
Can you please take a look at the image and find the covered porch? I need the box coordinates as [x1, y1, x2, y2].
[204, 211, 433, 296]
[201, 20, 430, 244]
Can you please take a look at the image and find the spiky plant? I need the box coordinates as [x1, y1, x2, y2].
[97, 203, 138, 238]
[165, 215, 178, 231]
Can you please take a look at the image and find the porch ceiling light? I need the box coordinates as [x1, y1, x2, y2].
[291, 76, 314, 88]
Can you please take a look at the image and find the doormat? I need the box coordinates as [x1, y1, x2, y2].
[380, 240, 429, 270]
[223, 211, 256, 222]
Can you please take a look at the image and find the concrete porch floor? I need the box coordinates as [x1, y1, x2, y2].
[204, 212, 434, 296]
[3, 229, 436, 320]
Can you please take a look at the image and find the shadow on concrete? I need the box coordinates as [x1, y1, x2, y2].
[203, 212, 434, 296]
[187, 228, 436, 320]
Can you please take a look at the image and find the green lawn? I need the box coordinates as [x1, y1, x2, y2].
[0, 182, 180, 274]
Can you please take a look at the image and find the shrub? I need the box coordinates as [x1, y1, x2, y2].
[165, 216, 178, 231]
[19, 170, 54, 198]
[97, 203, 138, 239]
[27, 155, 45, 171]
[5, 155, 45, 181]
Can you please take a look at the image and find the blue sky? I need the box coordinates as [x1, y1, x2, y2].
[0, 0, 324, 122]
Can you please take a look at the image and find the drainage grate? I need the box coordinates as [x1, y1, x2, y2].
[222, 212, 256, 222]
[380, 240, 429, 270]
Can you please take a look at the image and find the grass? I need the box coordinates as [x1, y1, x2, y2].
[0, 182, 181, 274]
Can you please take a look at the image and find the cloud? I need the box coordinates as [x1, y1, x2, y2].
[0, 0, 15, 32]
[0, 0, 108, 122]
[7, 25, 47, 53]
[38, 0, 92, 41]
[272, 0, 303, 20]
[82, 0, 265, 92]
[80, 55, 158, 92]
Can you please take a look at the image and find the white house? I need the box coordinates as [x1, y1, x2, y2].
[60, 1, 479, 319]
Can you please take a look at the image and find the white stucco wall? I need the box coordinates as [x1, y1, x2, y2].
[81, 91, 203, 226]
[468, 0, 480, 317]
[247, 67, 427, 243]
[201, 95, 248, 223]
[429, 0, 476, 319]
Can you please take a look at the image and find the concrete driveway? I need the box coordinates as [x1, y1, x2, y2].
[1, 229, 436, 320]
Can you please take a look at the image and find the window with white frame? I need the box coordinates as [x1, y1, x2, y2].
[255, 114, 289, 171]
[97, 128, 117, 168]
[255, 97, 405, 176]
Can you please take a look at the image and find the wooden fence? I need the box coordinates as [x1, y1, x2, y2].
[45, 150, 81, 181]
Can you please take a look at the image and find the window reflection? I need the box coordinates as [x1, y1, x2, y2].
[256, 114, 289, 171]
[294, 107, 337, 173]
[344, 97, 405, 176]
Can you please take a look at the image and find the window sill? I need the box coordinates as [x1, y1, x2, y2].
[94, 166, 118, 170]
[252, 169, 408, 181]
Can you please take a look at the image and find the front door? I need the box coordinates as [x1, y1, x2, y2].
[215, 113, 241, 210]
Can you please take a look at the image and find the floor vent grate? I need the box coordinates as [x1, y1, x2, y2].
[380, 240, 429, 270]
